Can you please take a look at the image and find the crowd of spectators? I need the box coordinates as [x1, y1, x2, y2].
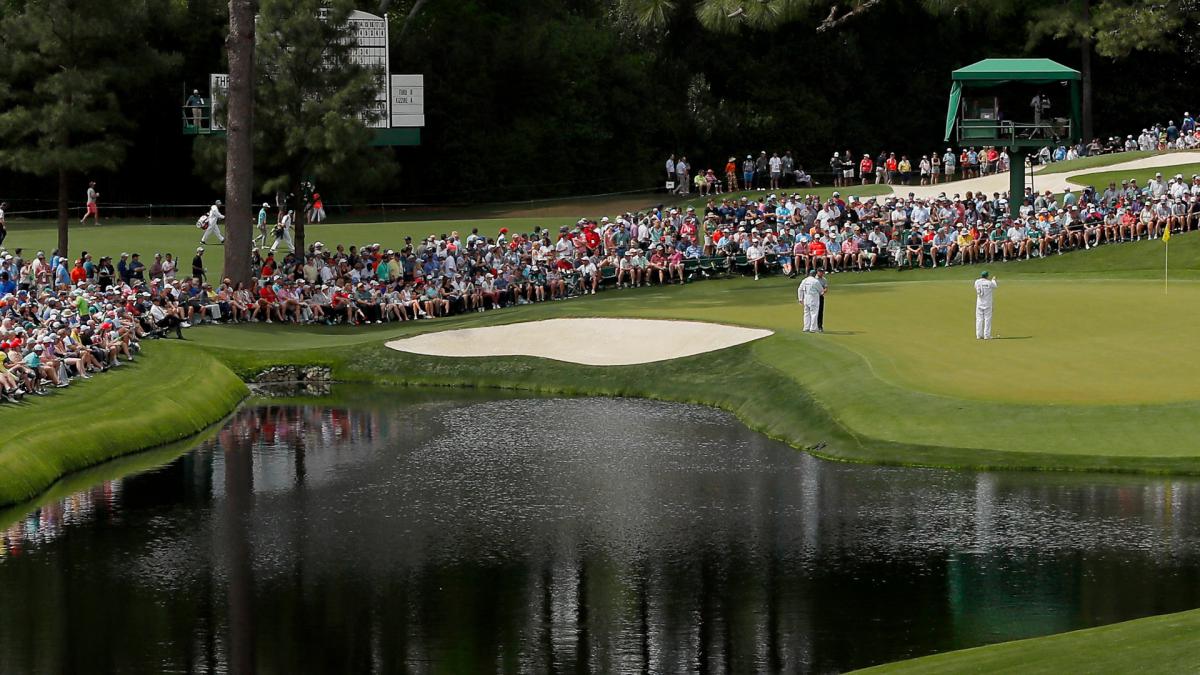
[667, 112, 1200, 193]
[2, 113, 1198, 406]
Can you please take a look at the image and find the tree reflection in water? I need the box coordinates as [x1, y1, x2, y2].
[3, 396, 1200, 673]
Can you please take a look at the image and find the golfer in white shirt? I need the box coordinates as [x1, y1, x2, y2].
[974, 270, 997, 339]
[798, 270, 823, 332]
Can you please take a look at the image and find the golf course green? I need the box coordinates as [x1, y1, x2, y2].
[5, 161, 1200, 673]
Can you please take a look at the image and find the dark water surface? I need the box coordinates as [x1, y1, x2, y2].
[3, 392, 1200, 674]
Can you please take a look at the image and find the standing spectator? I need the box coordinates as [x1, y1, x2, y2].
[743, 155, 755, 192]
[724, 157, 739, 192]
[665, 154, 676, 186]
[192, 247, 207, 283]
[942, 148, 956, 182]
[117, 253, 130, 284]
[830, 152, 842, 187]
[841, 151, 855, 187]
[859, 154, 874, 186]
[0, 201, 7, 248]
[769, 152, 782, 190]
[781, 151, 795, 187]
[676, 156, 689, 195]
[754, 152, 769, 190]
[79, 181, 100, 226]
[127, 253, 147, 285]
[309, 192, 326, 224]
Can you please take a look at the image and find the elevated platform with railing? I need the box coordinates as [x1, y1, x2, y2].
[181, 105, 223, 136]
[957, 119, 1073, 148]
[944, 58, 1082, 216]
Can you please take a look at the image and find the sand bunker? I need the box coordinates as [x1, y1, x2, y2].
[385, 318, 773, 366]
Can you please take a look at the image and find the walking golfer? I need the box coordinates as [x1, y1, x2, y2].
[798, 270, 824, 333]
[816, 269, 828, 331]
[255, 202, 270, 248]
[975, 270, 997, 339]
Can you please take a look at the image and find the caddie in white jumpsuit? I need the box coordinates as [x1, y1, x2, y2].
[271, 209, 296, 253]
[798, 270, 823, 333]
[975, 270, 997, 339]
[201, 199, 226, 244]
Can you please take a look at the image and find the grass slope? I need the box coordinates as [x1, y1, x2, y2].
[1067, 162, 1200, 189]
[853, 607, 1200, 674]
[1034, 150, 1160, 175]
[0, 342, 247, 506]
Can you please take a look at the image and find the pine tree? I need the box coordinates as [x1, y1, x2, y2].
[256, 0, 387, 253]
[225, 0, 257, 286]
[0, 0, 174, 257]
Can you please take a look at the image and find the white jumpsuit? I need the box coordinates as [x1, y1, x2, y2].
[798, 277, 823, 332]
[975, 277, 997, 339]
[201, 205, 226, 244]
[271, 214, 295, 252]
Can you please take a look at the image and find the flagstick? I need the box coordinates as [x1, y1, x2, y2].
[1165, 239, 1169, 295]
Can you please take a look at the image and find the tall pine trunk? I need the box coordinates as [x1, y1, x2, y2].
[1080, 0, 1094, 142]
[57, 168, 69, 257]
[224, 0, 256, 285]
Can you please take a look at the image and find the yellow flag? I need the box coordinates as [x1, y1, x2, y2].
[1164, 226, 1171, 243]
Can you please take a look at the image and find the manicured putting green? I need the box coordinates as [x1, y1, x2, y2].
[824, 279, 1200, 405]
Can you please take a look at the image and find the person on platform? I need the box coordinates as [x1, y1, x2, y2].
[975, 270, 997, 340]
[798, 270, 823, 333]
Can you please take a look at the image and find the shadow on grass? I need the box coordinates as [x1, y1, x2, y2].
[991, 336, 1033, 340]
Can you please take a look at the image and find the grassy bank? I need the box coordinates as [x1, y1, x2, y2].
[853, 607, 1200, 674]
[0, 342, 247, 506]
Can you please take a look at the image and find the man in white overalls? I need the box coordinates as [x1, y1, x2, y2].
[975, 270, 998, 339]
[798, 270, 824, 333]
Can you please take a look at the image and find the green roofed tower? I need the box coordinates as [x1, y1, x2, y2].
[944, 58, 1082, 217]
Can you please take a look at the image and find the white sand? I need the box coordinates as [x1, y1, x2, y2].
[385, 318, 773, 366]
[872, 151, 1200, 200]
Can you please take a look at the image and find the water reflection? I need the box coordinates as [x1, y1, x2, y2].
[3, 395, 1200, 673]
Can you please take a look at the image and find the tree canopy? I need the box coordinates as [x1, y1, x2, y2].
[0, 0, 175, 254]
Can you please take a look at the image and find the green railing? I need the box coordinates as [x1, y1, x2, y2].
[958, 119, 1072, 144]
[181, 105, 220, 135]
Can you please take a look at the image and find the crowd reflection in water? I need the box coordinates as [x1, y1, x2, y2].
[0, 481, 121, 559]
[4, 398, 1200, 673]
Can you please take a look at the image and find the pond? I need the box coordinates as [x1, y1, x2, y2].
[3, 391, 1200, 673]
